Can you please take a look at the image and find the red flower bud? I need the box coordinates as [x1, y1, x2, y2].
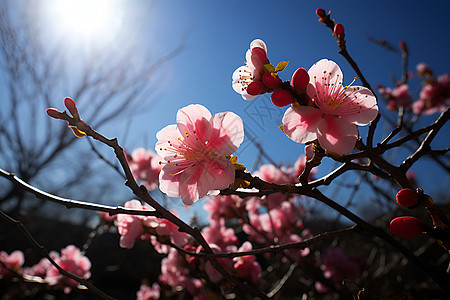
[396, 188, 419, 208]
[334, 23, 345, 36]
[45, 108, 64, 120]
[390, 216, 425, 239]
[271, 89, 294, 107]
[292, 68, 310, 90]
[316, 8, 327, 19]
[262, 72, 282, 89]
[246, 81, 265, 96]
[399, 40, 408, 54]
[64, 97, 80, 119]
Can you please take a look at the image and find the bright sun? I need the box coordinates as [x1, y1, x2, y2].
[51, 0, 122, 41]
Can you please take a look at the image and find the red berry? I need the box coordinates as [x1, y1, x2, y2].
[271, 89, 294, 107]
[316, 8, 327, 18]
[334, 23, 345, 36]
[396, 188, 419, 208]
[262, 72, 282, 89]
[292, 68, 310, 90]
[390, 216, 424, 239]
[246, 81, 265, 96]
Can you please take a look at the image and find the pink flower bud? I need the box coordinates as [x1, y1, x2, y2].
[262, 72, 282, 89]
[271, 89, 294, 107]
[334, 23, 345, 36]
[396, 188, 419, 208]
[246, 81, 265, 96]
[64, 97, 80, 119]
[316, 8, 327, 19]
[390, 216, 424, 239]
[292, 68, 310, 90]
[45, 108, 64, 120]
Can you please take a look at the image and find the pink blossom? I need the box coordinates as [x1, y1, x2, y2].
[279, 233, 310, 263]
[293, 154, 316, 181]
[159, 248, 189, 287]
[156, 104, 244, 205]
[201, 244, 234, 284]
[150, 217, 190, 254]
[159, 248, 205, 296]
[203, 194, 244, 222]
[136, 283, 160, 300]
[232, 39, 269, 100]
[127, 148, 163, 190]
[413, 74, 450, 114]
[416, 62, 431, 77]
[202, 218, 238, 249]
[116, 200, 150, 249]
[378, 83, 412, 110]
[23, 257, 52, 278]
[254, 163, 297, 185]
[282, 59, 378, 155]
[316, 248, 361, 292]
[232, 242, 262, 285]
[0, 250, 24, 276]
[45, 245, 91, 294]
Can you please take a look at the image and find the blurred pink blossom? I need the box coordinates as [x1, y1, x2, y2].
[136, 283, 160, 300]
[159, 248, 205, 297]
[0, 250, 24, 276]
[45, 245, 91, 294]
[232, 242, 262, 285]
[116, 200, 151, 249]
[283, 59, 378, 155]
[127, 148, 163, 190]
[232, 39, 269, 100]
[156, 104, 244, 205]
[203, 194, 244, 222]
[202, 218, 238, 250]
[23, 257, 52, 278]
[378, 83, 413, 110]
[315, 248, 361, 292]
[413, 74, 450, 114]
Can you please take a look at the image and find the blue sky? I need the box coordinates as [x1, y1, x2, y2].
[16, 0, 450, 220]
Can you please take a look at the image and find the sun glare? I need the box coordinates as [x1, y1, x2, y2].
[51, 0, 122, 41]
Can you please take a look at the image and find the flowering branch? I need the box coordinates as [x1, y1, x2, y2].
[173, 225, 357, 259]
[46, 101, 269, 299]
[0, 210, 116, 300]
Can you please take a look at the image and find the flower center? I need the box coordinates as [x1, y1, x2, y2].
[314, 70, 358, 114]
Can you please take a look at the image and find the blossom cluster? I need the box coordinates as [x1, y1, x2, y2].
[377, 63, 450, 114]
[233, 40, 379, 155]
[1, 246, 91, 294]
[98, 154, 324, 298]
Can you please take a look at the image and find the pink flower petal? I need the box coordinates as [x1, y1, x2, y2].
[282, 106, 322, 144]
[179, 164, 206, 205]
[316, 115, 358, 155]
[336, 86, 379, 125]
[208, 111, 244, 155]
[308, 59, 343, 90]
[201, 157, 235, 191]
[176, 104, 212, 145]
[250, 39, 267, 54]
[159, 164, 182, 198]
[155, 124, 183, 159]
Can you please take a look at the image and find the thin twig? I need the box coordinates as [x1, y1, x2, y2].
[0, 168, 159, 217]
